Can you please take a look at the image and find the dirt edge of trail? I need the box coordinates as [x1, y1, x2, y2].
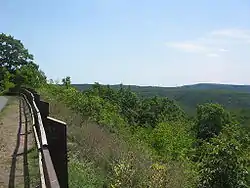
[0, 97, 35, 188]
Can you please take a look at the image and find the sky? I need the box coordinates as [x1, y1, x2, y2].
[1, 0, 250, 86]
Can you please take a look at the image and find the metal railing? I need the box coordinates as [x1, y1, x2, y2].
[21, 88, 61, 188]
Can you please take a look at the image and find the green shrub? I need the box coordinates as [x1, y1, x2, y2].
[198, 125, 250, 188]
[195, 103, 232, 140]
[151, 122, 194, 160]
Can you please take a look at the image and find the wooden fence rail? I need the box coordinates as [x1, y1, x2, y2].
[20, 88, 68, 188]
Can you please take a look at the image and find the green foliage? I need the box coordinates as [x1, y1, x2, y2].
[198, 125, 250, 188]
[40, 83, 198, 187]
[73, 83, 250, 129]
[73, 83, 250, 111]
[108, 152, 148, 188]
[116, 86, 141, 125]
[84, 83, 140, 125]
[139, 97, 186, 128]
[69, 158, 105, 188]
[0, 33, 46, 91]
[0, 68, 15, 91]
[83, 83, 185, 128]
[151, 122, 194, 160]
[195, 103, 232, 140]
[0, 33, 34, 73]
[40, 82, 250, 188]
[15, 63, 46, 88]
[27, 147, 40, 187]
[62, 76, 71, 88]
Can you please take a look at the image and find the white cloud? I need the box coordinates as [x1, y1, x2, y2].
[166, 42, 206, 53]
[219, 48, 228, 52]
[162, 28, 250, 85]
[211, 29, 250, 41]
[166, 28, 250, 56]
[207, 53, 219, 57]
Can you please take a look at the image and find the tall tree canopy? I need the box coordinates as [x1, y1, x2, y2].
[195, 103, 232, 140]
[0, 33, 46, 90]
[62, 76, 71, 88]
[0, 33, 34, 72]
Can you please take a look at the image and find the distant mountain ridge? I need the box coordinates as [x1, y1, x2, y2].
[73, 83, 250, 93]
[179, 83, 250, 92]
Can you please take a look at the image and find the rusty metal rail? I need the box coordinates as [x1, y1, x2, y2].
[21, 88, 61, 188]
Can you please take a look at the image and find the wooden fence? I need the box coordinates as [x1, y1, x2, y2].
[20, 88, 68, 188]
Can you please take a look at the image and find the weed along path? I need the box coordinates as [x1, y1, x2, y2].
[0, 96, 8, 112]
[0, 97, 36, 188]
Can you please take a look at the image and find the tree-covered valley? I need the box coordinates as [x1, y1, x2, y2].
[73, 84, 250, 129]
[1, 33, 250, 187]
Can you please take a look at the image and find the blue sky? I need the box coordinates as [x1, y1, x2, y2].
[1, 0, 250, 86]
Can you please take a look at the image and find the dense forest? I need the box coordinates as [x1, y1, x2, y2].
[1, 33, 250, 187]
[73, 84, 250, 129]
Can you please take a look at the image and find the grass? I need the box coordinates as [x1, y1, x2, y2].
[22, 96, 40, 188]
[0, 96, 17, 118]
[68, 156, 105, 187]
[0, 89, 7, 96]
[27, 146, 40, 187]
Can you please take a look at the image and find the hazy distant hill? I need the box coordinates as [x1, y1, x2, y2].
[73, 83, 250, 93]
[180, 83, 250, 92]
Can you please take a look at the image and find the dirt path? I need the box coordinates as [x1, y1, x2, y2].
[0, 97, 34, 188]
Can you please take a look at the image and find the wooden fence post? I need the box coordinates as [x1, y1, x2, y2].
[44, 117, 68, 188]
[33, 93, 40, 110]
[39, 100, 50, 124]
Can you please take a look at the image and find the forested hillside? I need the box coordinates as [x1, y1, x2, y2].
[73, 83, 250, 93]
[72, 84, 250, 111]
[1, 34, 250, 187]
[73, 84, 250, 128]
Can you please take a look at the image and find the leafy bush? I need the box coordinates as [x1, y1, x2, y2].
[195, 103, 232, 140]
[197, 124, 250, 188]
[151, 122, 194, 160]
[139, 96, 186, 128]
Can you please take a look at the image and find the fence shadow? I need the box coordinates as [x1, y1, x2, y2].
[8, 98, 30, 188]
[23, 99, 30, 188]
[8, 99, 22, 188]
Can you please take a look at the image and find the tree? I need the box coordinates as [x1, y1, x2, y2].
[116, 86, 140, 124]
[0, 33, 34, 73]
[139, 97, 185, 128]
[15, 63, 46, 88]
[198, 124, 250, 187]
[0, 67, 15, 91]
[151, 122, 194, 160]
[62, 76, 71, 88]
[0, 33, 45, 90]
[195, 103, 232, 140]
